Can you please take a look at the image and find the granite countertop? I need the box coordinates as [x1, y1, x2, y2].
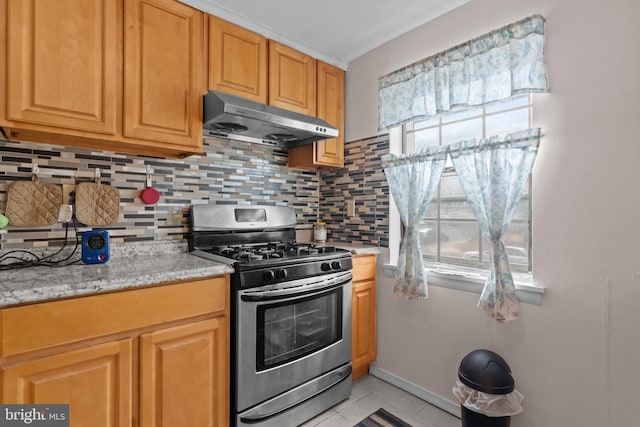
[332, 244, 382, 255]
[296, 236, 382, 256]
[0, 241, 234, 308]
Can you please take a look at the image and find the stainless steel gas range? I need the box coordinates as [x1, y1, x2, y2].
[188, 204, 353, 427]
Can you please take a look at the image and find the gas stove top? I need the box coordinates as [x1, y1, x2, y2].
[191, 241, 350, 271]
[206, 242, 341, 261]
[188, 204, 352, 288]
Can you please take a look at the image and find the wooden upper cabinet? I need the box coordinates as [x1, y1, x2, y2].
[316, 61, 345, 166]
[288, 60, 345, 169]
[0, 0, 204, 158]
[5, 0, 117, 135]
[209, 16, 268, 103]
[123, 0, 205, 149]
[268, 41, 316, 116]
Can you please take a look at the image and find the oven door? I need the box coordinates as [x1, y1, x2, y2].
[235, 270, 352, 413]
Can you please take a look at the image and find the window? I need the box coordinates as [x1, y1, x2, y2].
[403, 95, 533, 273]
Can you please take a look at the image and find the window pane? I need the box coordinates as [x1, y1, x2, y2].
[419, 221, 438, 261]
[441, 199, 475, 219]
[503, 223, 530, 271]
[442, 118, 482, 145]
[485, 94, 529, 113]
[476, 225, 530, 271]
[511, 196, 529, 221]
[486, 108, 529, 136]
[442, 107, 482, 123]
[424, 200, 438, 218]
[412, 127, 439, 151]
[440, 175, 465, 198]
[413, 117, 439, 129]
[440, 221, 479, 265]
[440, 174, 475, 220]
[404, 94, 532, 274]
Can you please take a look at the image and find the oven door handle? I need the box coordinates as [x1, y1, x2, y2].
[239, 363, 352, 424]
[240, 272, 352, 302]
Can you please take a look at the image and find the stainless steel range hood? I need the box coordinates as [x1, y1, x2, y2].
[203, 90, 338, 147]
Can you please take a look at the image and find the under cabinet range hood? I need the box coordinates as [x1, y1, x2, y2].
[203, 90, 338, 147]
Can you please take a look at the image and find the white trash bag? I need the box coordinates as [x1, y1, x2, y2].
[453, 379, 524, 417]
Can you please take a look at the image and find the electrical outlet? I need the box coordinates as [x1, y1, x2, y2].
[347, 199, 356, 217]
[62, 184, 77, 205]
[58, 205, 73, 223]
[59, 184, 77, 223]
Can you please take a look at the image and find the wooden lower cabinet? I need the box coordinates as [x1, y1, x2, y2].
[351, 254, 377, 380]
[0, 277, 229, 427]
[2, 340, 133, 427]
[140, 318, 228, 427]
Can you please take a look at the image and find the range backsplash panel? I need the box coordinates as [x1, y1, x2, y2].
[0, 136, 319, 250]
[319, 134, 389, 247]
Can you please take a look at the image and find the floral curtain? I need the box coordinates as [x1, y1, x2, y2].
[382, 147, 447, 299]
[449, 128, 541, 322]
[378, 14, 548, 130]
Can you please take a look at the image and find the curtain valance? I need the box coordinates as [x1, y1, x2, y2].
[378, 14, 549, 130]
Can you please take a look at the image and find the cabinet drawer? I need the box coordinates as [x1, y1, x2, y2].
[0, 277, 229, 358]
[352, 255, 376, 282]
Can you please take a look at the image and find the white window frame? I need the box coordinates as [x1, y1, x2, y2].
[383, 98, 545, 305]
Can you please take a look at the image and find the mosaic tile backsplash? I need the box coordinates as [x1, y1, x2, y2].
[0, 136, 319, 250]
[0, 134, 389, 250]
[320, 134, 390, 247]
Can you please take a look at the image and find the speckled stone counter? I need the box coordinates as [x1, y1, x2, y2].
[332, 244, 382, 255]
[0, 241, 234, 308]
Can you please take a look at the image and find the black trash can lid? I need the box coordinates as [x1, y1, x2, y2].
[458, 349, 515, 394]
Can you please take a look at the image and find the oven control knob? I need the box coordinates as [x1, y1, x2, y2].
[276, 269, 288, 280]
[331, 261, 341, 270]
[321, 262, 331, 271]
[263, 270, 275, 282]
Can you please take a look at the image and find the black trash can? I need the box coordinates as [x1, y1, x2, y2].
[457, 349, 516, 427]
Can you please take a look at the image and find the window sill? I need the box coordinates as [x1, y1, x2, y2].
[382, 263, 544, 305]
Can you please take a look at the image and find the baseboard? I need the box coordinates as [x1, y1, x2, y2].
[369, 364, 462, 418]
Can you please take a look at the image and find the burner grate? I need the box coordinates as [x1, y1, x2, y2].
[205, 242, 335, 262]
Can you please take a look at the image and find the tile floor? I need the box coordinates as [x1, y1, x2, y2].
[300, 374, 460, 427]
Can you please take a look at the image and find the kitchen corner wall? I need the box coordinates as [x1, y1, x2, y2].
[319, 134, 389, 247]
[0, 136, 319, 250]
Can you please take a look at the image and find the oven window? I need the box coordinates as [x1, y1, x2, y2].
[257, 289, 342, 371]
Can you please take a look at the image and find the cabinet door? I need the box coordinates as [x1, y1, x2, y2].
[2, 339, 133, 427]
[209, 16, 268, 104]
[288, 61, 344, 169]
[268, 41, 316, 115]
[315, 61, 345, 166]
[140, 318, 229, 427]
[5, 0, 117, 134]
[123, 0, 204, 149]
[352, 279, 377, 380]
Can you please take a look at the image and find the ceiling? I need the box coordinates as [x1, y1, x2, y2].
[181, 0, 470, 69]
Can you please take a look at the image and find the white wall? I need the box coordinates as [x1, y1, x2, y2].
[346, 0, 640, 425]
